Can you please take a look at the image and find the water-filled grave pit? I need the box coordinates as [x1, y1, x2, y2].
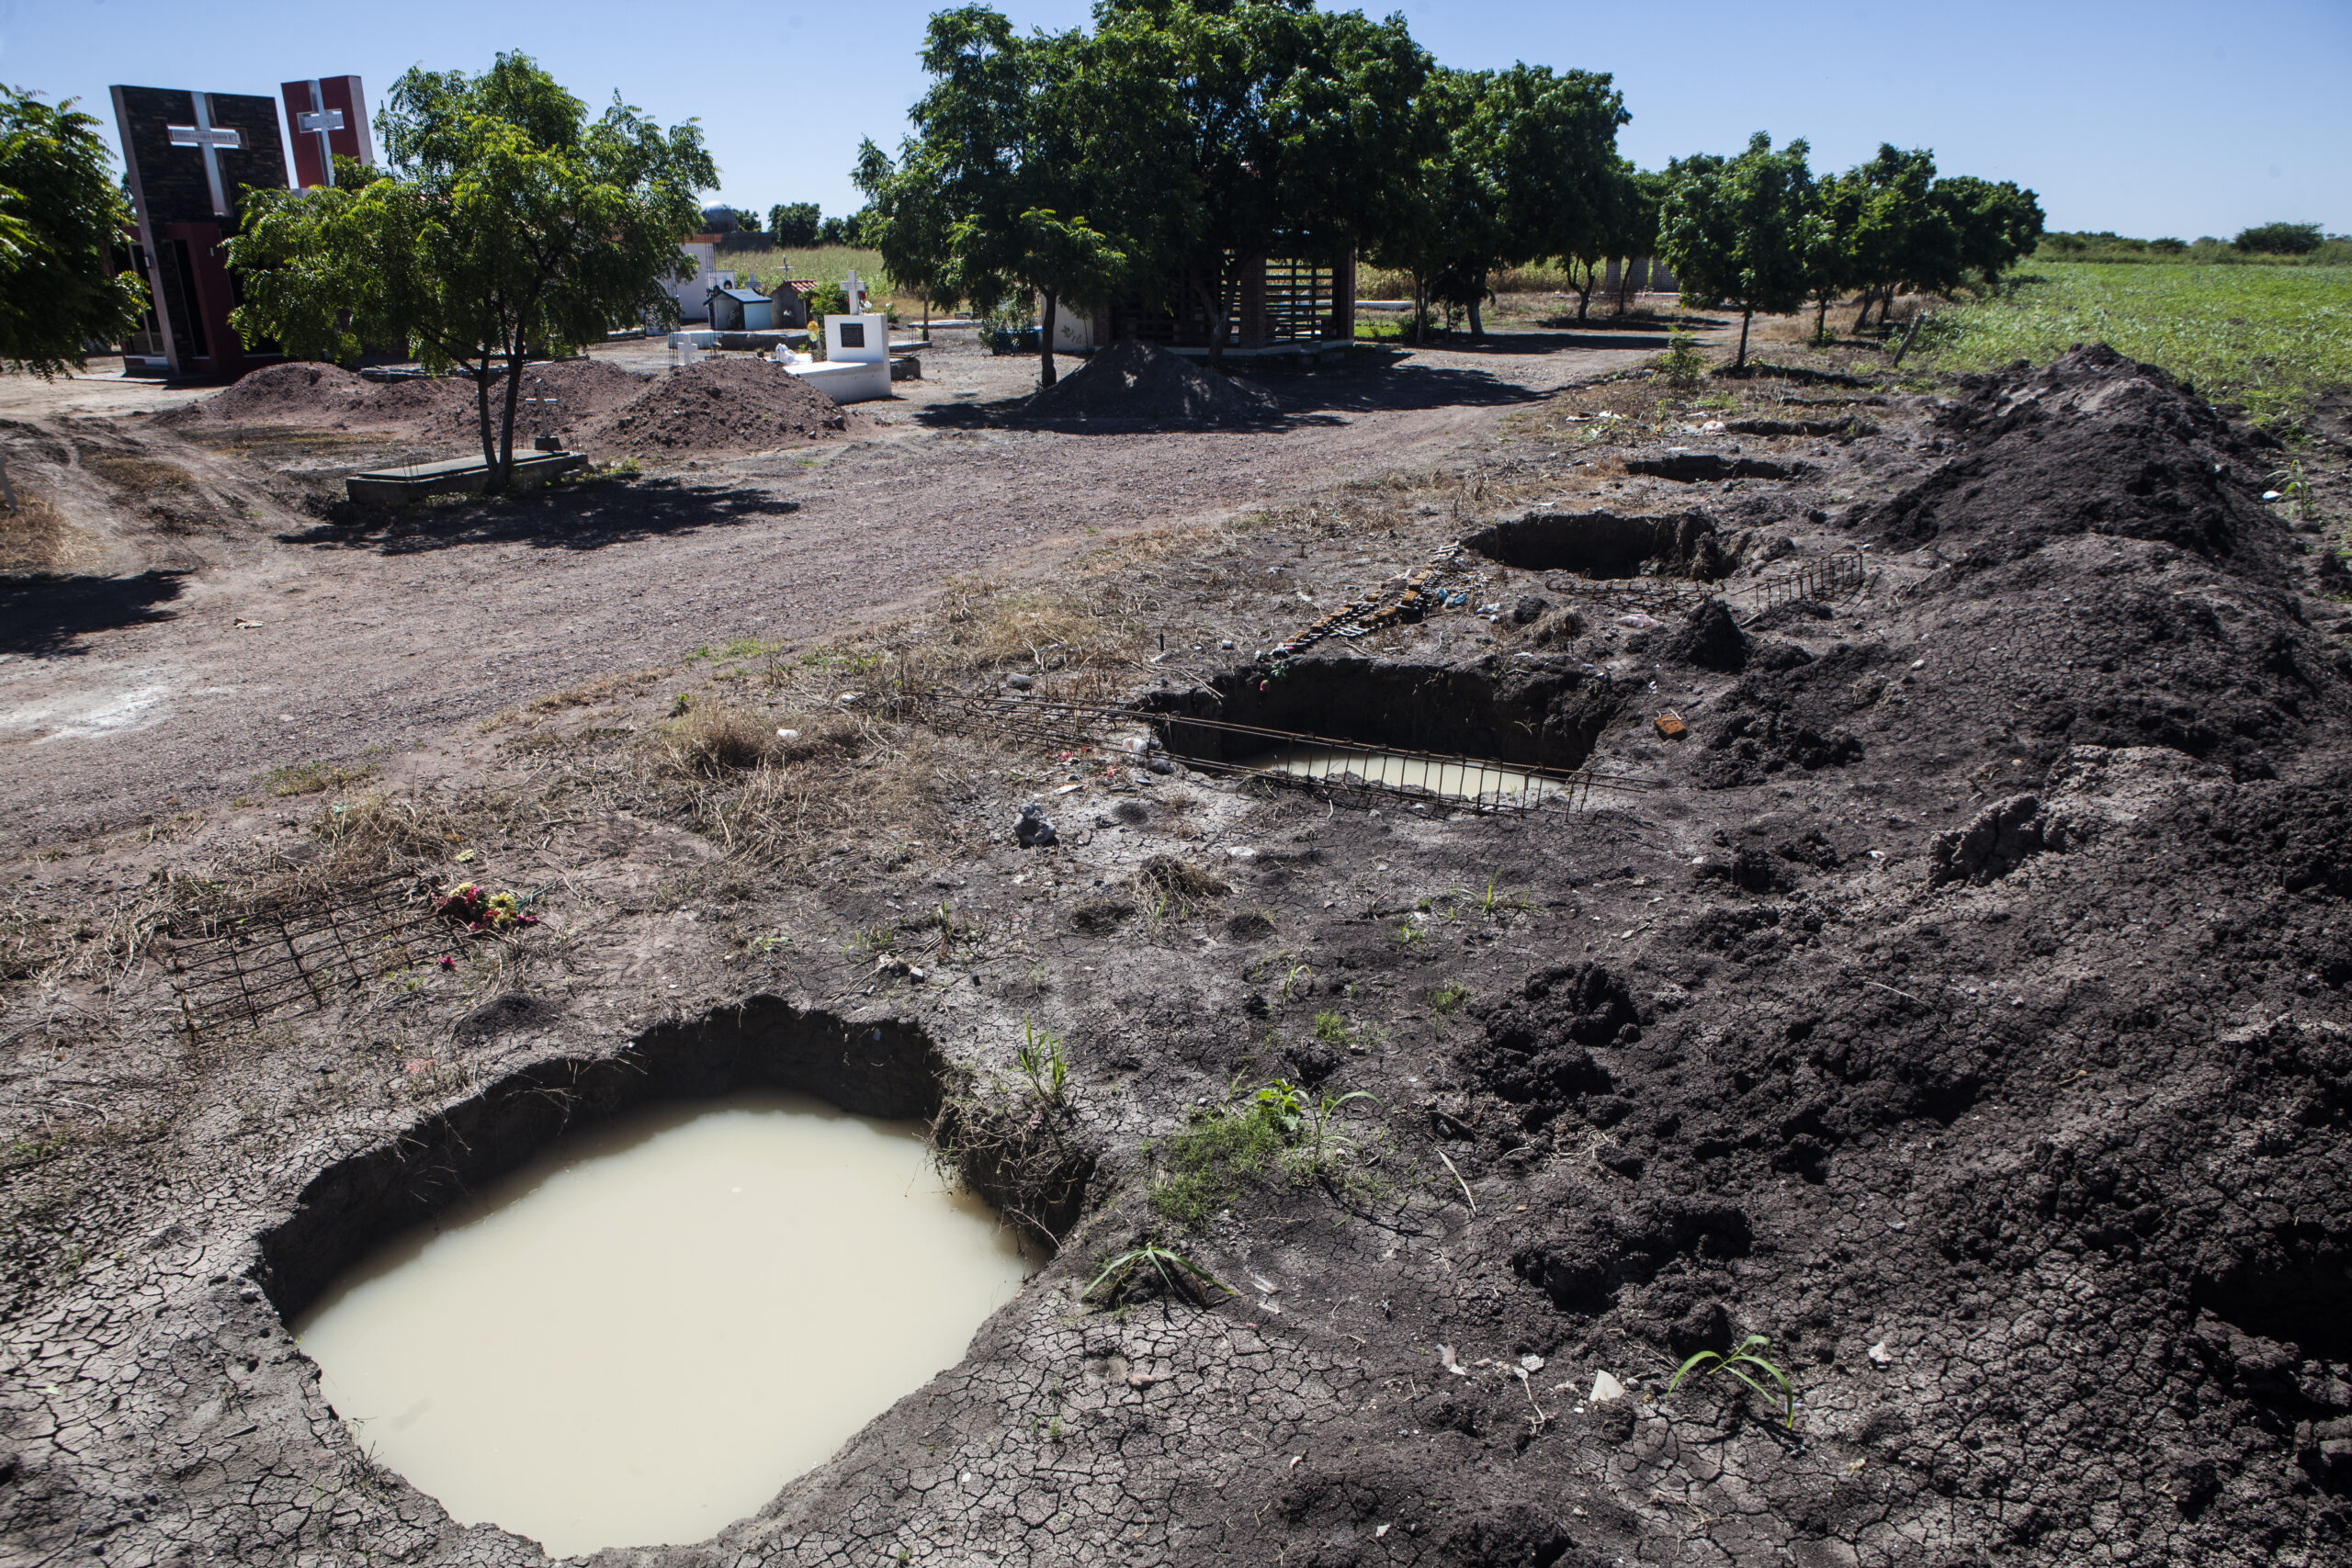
[293, 1091, 1034, 1558]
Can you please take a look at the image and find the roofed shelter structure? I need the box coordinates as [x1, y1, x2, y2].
[1057, 252, 1356, 356]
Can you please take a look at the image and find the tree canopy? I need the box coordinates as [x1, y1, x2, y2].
[1659, 132, 1814, 368]
[0, 86, 148, 378]
[226, 52, 714, 488]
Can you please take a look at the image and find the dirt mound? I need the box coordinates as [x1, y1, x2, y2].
[1865, 343, 2292, 577]
[417, 359, 651, 448]
[1022, 338, 1281, 424]
[153, 361, 393, 429]
[574, 358, 847, 456]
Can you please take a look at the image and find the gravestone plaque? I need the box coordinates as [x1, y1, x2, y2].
[110, 85, 290, 379]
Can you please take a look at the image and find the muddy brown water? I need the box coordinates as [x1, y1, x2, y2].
[293, 1091, 1035, 1558]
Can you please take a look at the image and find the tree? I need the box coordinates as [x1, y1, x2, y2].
[700, 203, 740, 233]
[226, 53, 714, 490]
[1658, 132, 1813, 370]
[768, 201, 821, 245]
[1611, 165, 1668, 313]
[1485, 63, 1629, 324]
[2233, 221, 2323, 255]
[0, 86, 148, 377]
[1838, 144, 1959, 330]
[1930, 175, 2042, 288]
[1090, 0, 1431, 366]
[1364, 66, 1505, 344]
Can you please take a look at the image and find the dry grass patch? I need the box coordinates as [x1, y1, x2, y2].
[80, 453, 196, 492]
[0, 489, 105, 573]
[656, 704, 780, 780]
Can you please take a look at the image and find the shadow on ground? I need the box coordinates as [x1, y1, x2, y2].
[281, 478, 800, 555]
[0, 570, 187, 658]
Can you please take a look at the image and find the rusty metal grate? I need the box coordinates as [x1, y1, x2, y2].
[1736, 547, 1869, 615]
[167, 873, 444, 1038]
[924, 693, 1657, 815]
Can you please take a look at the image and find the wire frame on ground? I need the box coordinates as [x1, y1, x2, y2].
[167, 872, 444, 1038]
[923, 693, 1655, 815]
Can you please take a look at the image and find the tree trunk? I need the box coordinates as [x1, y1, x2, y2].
[1468, 282, 1486, 342]
[495, 332, 527, 491]
[1851, 288, 1875, 333]
[1615, 257, 1635, 315]
[1736, 306, 1753, 370]
[1815, 296, 1828, 340]
[1039, 291, 1058, 389]
[1573, 262, 1593, 321]
[473, 364, 497, 477]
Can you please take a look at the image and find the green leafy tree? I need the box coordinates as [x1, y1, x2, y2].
[1658, 132, 1814, 370]
[1609, 165, 1668, 313]
[1091, 0, 1432, 366]
[873, 9, 1135, 389]
[767, 201, 821, 245]
[1840, 144, 1959, 330]
[2233, 220, 2322, 255]
[1801, 166, 1864, 340]
[1930, 175, 2042, 288]
[1364, 66, 1504, 343]
[0, 87, 148, 377]
[226, 53, 714, 489]
[1485, 64, 1630, 324]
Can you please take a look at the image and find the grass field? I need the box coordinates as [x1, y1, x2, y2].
[716, 245, 912, 306]
[1915, 262, 2352, 431]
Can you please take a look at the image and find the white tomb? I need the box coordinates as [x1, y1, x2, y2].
[781, 310, 891, 403]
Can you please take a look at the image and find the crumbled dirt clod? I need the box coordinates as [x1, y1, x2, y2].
[1023, 338, 1281, 424]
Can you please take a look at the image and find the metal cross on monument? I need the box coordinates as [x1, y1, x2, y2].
[166, 93, 243, 217]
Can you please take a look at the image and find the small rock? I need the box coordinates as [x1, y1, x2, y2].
[1005, 672, 1034, 691]
[1014, 804, 1058, 849]
[1867, 1339, 1893, 1366]
[1146, 755, 1175, 774]
[1590, 1371, 1627, 1404]
[1510, 594, 1550, 625]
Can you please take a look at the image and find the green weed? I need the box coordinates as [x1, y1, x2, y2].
[1312, 1010, 1349, 1045]
[1015, 1016, 1070, 1106]
[1430, 981, 1471, 1014]
[1084, 1241, 1232, 1307]
[1668, 1334, 1797, 1429]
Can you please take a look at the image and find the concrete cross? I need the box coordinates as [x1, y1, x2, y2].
[166, 93, 243, 217]
[293, 80, 345, 188]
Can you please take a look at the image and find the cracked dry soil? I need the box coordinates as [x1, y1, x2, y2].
[5, 344, 2352, 1568]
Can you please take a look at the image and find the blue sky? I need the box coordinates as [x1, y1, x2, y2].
[8, 0, 2346, 241]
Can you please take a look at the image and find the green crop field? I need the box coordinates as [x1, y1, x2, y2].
[1915, 262, 2352, 432]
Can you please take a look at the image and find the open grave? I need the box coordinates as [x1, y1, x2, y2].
[249, 1001, 1085, 1559]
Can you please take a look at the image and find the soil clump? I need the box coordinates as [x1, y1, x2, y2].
[1023, 337, 1282, 425]
[154, 357, 656, 451]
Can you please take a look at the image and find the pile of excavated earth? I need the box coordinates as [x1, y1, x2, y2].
[4, 346, 2348, 1568]
[1024, 337, 1283, 424]
[152, 355, 850, 457]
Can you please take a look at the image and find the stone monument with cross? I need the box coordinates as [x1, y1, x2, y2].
[110, 84, 294, 381]
[279, 76, 374, 190]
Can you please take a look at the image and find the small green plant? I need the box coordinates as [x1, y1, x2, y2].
[849, 924, 894, 953]
[1286, 1087, 1381, 1179]
[1659, 331, 1709, 387]
[1668, 1334, 1796, 1429]
[1084, 1241, 1232, 1306]
[1394, 920, 1425, 948]
[1014, 1016, 1069, 1106]
[1312, 1010, 1348, 1045]
[1430, 981, 1471, 1014]
[749, 933, 791, 953]
[1279, 962, 1314, 1006]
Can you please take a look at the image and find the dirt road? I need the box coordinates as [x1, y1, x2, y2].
[3, 324, 1686, 840]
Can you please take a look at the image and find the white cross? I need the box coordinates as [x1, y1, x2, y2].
[294, 80, 345, 188]
[166, 94, 243, 217]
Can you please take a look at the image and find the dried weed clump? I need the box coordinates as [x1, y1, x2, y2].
[311, 789, 469, 875]
[656, 704, 779, 779]
[0, 488, 103, 573]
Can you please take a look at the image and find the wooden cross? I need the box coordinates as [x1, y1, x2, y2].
[166, 94, 243, 217]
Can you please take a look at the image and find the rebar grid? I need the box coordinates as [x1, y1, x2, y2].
[167, 873, 442, 1038]
[923, 693, 1656, 815]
